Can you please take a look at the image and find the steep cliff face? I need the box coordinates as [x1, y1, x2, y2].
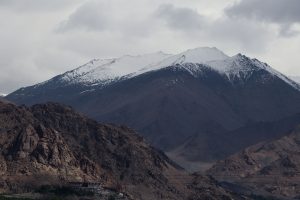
[0, 100, 239, 200]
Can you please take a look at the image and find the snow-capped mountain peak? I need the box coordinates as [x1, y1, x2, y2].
[177, 47, 229, 63]
[138, 47, 229, 73]
[168, 47, 229, 64]
[54, 47, 300, 91]
[60, 47, 230, 86]
[205, 53, 260, 76]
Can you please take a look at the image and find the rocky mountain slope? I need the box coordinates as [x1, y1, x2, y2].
[0, 99, 242, 200]
[169, 113, 300, 172]
[7, 47, 300, 170]
[208, 124, 300, 199]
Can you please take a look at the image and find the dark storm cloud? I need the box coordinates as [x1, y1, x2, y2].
[155, 4, 205, 31]
[226, 0, 300, 36]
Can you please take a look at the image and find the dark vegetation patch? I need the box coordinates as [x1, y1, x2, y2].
[36, 185, 94, 197]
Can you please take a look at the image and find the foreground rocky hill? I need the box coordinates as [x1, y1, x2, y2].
[0, 100, 242, 200]
[208, 124, 300, 199]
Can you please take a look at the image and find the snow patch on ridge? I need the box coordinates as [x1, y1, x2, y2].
[207, 54, 300, 90]
[252, 59, 300, 91]
[290, 76, 300, 84]
[59, 52, 172, 85]
[206, 54, 255, 77]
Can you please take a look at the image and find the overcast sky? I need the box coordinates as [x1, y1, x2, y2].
[1, 0, 300, 93]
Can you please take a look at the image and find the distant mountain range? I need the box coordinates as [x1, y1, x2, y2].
[6, 47, 300, 171]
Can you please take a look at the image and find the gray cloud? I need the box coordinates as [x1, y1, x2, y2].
[57, 1, 111, 32]
[57, 0, 155, 37]
[226, 0, 300, 36]
[153, 4, 272, 52]
[0, 0, 81, 12]
[155, 4, 205, 31]
[207, 17, 274, 53]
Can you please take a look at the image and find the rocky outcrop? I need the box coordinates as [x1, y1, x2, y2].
[187, 174, 238, 200]
[208, 125, 300, 198]
[0, 100, 239, 199]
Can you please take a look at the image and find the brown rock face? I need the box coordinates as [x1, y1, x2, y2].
[187, 174, 236, 200]
[0, 100, 238, 200]
[0, 101, 99, 190]
[208, 125, 300, 198]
